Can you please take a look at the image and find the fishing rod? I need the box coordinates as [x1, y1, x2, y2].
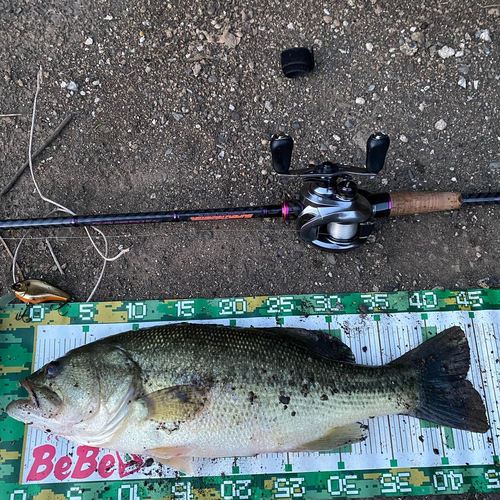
[0, 132, 498, 252]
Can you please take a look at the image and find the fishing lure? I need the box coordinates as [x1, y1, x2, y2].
[12, 279, 71, 322]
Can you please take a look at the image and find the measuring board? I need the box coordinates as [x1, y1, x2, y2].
[1, 289, 499, 499]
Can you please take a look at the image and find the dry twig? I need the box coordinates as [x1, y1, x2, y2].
[1, 112, 74, 196]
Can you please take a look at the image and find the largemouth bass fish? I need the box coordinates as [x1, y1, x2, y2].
[6, 324, 489, 474]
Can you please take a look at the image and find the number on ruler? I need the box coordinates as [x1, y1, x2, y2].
[312, 295, 341, 312]
[78, 304, 94, 321]
[126, 302, 147, 320]
[410, 291, 438, 309]
[10, 491, 27, 500]
[29, 304, 45, 322]
[66, 487, 83, 500]
[456, 291, 470, 307]
[172, 482, 193, 500]
[220, 479, 252, 499]
[176, 300, 195, 318]
[117, 484, 141, 500]
[468, 290, 483, 308]
[274, 478, 305, 498]
[432, 471, 464, 492]
[380, 472, 412, 493]
[485, 470, 500, 489]
[456, 291, 484, 308]
[219, 298, 247, 316]
[327, 475, 359, 496]
[266, 296, 294, 314]
[360, 293, 389, 311]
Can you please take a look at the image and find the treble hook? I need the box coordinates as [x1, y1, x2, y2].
[50, 301, 70, 317]
[15, 304, 32, 323]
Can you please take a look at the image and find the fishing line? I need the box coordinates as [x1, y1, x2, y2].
[12, 67, 129, 301]
[2, 228, 300, 241]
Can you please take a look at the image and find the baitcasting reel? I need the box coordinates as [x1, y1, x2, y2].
[271, 132, 391, 251]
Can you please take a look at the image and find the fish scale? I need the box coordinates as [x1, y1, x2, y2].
[94, 324, 415, 456]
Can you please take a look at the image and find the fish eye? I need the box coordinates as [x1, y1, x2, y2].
[13, 282, 22, 290]
[45, 361, 60, 378]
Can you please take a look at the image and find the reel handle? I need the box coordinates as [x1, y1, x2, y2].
[270, 133, 293, 174]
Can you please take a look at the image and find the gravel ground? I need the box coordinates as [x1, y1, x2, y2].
[0, 0, 499, 496]
[0, 0, 499, 302]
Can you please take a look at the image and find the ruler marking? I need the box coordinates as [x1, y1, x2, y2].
[375, 321, 395, 460]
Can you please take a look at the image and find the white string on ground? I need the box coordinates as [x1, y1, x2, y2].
[45, 238, 64, 275]
[12, 67, 129, 301]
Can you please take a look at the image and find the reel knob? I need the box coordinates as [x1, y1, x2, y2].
[366, 132, 390, 173]
[270, 133, 294, 174]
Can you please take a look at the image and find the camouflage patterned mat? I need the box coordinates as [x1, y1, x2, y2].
[1, 289, 499, 499]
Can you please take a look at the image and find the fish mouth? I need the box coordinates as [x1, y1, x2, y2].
[19, 379, 40, 409]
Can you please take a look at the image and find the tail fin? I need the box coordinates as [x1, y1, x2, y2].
[390, 326, 489, 433]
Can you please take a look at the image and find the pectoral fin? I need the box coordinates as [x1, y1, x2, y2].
[139, 385, 205, 422]
[295, 422, 368, 452]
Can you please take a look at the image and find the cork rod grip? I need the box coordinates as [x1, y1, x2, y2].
[389, 192, 463, 216]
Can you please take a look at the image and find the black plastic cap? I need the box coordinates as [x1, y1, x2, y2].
[280, 47, 314, 78]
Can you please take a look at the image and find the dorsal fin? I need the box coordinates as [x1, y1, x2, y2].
[261, 327, 355, 363]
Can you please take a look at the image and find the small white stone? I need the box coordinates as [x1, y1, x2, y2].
[400, 134, 409, 143]
[458, 76, 467, 88]
[60, 81, 67, 88]
[435, 119, 447, 131]
[355, 97, 366, 105]
[333, 134, 341, 141]
[477, 29, 492, 42]
[229, 104, 235, 111]
[264, 101, 273, 112]
[85, 37, 94, 45]
[323, 8, 330, 15]
[287, 22, 294, 29]
[366, 42, 374, 52]
[418, 102, 425, 112]
[67, 81, 78, 91]
[104, 14, 113, 20]
[474, 80, 479, 89]
[437, 45, 455, 59]
[193, 63, 202, 76]
[451, 177, 457, 182]
[455, 50, 465, 57]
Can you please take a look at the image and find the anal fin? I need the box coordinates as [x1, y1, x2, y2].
[147, 446, 194, 475]
[153, 456, 195, 475]
[295, 422, 368, 452]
